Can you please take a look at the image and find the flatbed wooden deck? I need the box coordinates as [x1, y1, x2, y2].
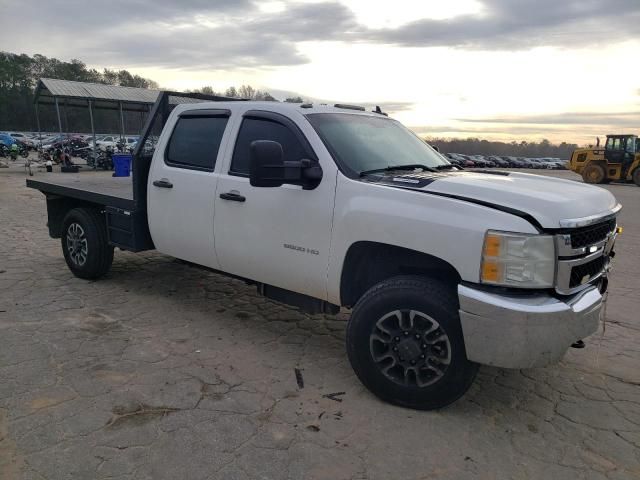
[26, 171, 135, 210]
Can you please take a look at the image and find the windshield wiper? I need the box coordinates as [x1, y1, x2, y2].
[359, 164, 438, 177]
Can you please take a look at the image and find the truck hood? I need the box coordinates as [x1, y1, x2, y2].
[372, 170, 620, 229]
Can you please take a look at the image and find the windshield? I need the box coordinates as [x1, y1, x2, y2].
[306, 113, 448, 175]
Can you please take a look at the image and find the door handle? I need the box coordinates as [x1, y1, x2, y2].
[153, 179, 173, 189]
[219, 192, 246, 202]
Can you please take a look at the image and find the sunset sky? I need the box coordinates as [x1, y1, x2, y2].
[2, 0, 639, 144]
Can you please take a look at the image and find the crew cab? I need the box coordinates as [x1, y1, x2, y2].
[27, 92, 621, 410]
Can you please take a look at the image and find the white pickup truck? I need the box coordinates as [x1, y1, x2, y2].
[27, 91, 621, 410]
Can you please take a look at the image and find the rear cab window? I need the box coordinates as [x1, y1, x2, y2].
[165, 113, 229, 171]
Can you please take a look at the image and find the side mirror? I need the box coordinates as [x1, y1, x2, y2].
[250, 140, 285, 188]
[249, 140, 323, 189]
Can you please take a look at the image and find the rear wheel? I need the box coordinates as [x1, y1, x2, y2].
[61, 208, 113, 279]
[633, 168, 640, 187]
[346, 276, 478, 410]
[582, 164, 606, 184]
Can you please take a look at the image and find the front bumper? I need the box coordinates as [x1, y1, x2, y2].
[458, 284, 603, 369]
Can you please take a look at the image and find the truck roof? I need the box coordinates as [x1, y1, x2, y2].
[171, 101, 389, 118]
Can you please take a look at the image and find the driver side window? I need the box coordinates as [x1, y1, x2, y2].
[230, 117, 308, 176]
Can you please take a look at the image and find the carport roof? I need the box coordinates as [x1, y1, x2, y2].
[34, 78, 210, 112]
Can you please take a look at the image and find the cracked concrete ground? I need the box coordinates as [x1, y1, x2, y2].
[0, 165, 639, 480]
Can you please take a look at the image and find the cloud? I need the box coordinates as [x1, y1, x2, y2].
[0, 1, 356, 69]
[1, 0, 638, 71]
[367, 0, 640, 49]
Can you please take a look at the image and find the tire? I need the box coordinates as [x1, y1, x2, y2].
[633, 168, 640, 187]
[61, 208, 114, 279]
[346, 276, 479, 410]
[582, 164, 605, 184]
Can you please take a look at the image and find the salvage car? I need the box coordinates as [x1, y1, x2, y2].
[27, 92, 621, 410]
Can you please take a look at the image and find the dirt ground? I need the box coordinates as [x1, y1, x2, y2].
[0, 163, 639, 480]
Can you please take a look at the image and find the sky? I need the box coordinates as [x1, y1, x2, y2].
[2, 0, 639, 144]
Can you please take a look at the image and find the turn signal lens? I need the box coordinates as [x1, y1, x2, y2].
[481, 261, 500, 282]
[483, 234, 502, 257]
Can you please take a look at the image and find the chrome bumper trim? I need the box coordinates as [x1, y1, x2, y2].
[458, 284, 603, 369]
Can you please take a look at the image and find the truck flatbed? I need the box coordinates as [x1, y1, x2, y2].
[26, 172, 135, 210]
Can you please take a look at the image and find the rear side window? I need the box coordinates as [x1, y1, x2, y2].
[166, 116, 229, 171]
[230, 118, 308, 175]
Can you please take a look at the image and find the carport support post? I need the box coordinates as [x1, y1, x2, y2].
[88, 100, 97, 154]
[55, 97, 63, 139]
[35, 103, 42, 145]
[63, 100, 69, 135]
[119, 101, 125, 142]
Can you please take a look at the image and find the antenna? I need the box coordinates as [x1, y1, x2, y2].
[373, 106, 388, 116]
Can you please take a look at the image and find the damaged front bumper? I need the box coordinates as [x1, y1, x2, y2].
[458, 283, 603, 369]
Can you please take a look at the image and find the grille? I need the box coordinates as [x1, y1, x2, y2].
[570, 219, 616, 249]
[570, 256, 607, 288]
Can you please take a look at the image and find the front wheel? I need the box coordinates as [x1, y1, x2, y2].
[633, 168, 640, 187]
[61, 208, 114, 279]
[346, 276, 478, 410]
[582, 164, 605, 184]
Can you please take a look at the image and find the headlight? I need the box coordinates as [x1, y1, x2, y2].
[481, 231, 555, 288]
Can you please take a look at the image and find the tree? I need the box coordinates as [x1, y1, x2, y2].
[0, 51, 160, 131]
[224, 86, 238, 98]
[284, 96, 304, 103]
[237, 85, 256, 100]
[102, 68, 119, 85]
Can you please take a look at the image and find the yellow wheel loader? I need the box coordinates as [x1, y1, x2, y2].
[570, 134, 640, 186]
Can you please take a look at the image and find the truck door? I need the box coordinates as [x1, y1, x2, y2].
[147, 109, 231, 269]
[213, 111, 336, 301]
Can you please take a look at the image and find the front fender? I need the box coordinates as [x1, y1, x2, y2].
[327, 176, 537, 305]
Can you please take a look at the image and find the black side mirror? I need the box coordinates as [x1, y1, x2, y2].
[250, 140, 285, 187]
[249, 140, 323, 189]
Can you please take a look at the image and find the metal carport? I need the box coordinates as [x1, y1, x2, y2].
[33, 78, 229, 150]
[34, 78, 161, 148]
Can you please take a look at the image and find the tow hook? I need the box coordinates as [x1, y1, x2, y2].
[571, 340, 586, 349]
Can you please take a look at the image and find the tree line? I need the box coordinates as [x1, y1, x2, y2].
[428, 137, 579, 160]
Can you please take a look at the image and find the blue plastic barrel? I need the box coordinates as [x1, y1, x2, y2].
[112, 154, 132, 177]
